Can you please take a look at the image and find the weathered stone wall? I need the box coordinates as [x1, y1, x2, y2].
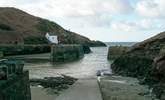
[51, 45, 84, 62]
[0, 71, 31, 100]
[0, 51, 3, 58]
[0, 45, 51, 56]
[107, 46, 130, 60]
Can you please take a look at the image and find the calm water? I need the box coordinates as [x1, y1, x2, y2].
[24, 42, 136, 100]
[25, 47, 111, 79]
[24, 42, 136, 79]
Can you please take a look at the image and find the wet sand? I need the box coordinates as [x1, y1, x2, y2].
[31, 86, 58, 100]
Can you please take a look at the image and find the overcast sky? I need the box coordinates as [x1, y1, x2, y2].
[0, 0, 165, 42]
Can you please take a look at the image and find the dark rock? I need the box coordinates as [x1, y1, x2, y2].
[152, 83, 165, 99]
[152, 55, 165, 81]
[30, 75, 77, 93]
[161, 93, 165, 100]
[86, 40, 106, 47]
[111, 55, 153, 78]
[138, 92, 150, 96]
[82, 45, 91, 54]
[107, 46, 130, 60]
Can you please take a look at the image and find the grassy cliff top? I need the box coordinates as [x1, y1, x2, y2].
[0, 7, 106, 46]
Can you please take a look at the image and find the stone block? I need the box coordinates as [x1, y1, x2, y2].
[51, 45, 84, 62]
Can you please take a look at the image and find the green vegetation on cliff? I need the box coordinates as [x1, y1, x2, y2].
[0, 7, 106, 47]
[23, 37, 48, 44]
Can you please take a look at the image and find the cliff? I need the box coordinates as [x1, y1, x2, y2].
[107, 46, 130, 60]
[0, 7, 106, 47]
[129, 31, 165, 58]
[111, 31, 165, 99]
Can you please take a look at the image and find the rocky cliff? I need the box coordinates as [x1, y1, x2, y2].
[111, 31, 165, 99]
[107, 46, 130, 60]
[0, 7, 106, 47]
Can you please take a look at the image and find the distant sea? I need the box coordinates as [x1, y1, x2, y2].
[105, 42, 137, 47]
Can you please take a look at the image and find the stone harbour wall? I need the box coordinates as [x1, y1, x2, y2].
[0, 45, 51, 56]
[0, 51, 3, 58]
[0, 71, 31, 100]
[51, 45, 84, 62]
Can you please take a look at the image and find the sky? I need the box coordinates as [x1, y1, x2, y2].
[0, 0, 165, 42]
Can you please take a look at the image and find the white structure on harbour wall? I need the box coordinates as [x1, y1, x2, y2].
[45, 32, 58, 44]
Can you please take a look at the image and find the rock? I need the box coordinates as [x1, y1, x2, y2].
[30, 75, 77, 94]
[138, 92, 150, 96]
[82, 45, 91, 54]
[86, 40, 107, 47]
[111, 55, 153, 78]
[153, 55, 165, 79]
[151, 84, 165, 99]
[96, 69, 111, 76]
[161, 93, 165, 100]
[111, 31, 165, 99]
[107, 46, 130, 60]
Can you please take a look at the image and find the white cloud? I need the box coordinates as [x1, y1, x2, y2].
[111, 21, 139, 32]
[0, 0, 132, 17]
[136, 0, 165, 18]
[0, 0, 133, 28]
[0, 0, 133, 30]
[95, 0, 133, 14]
[111, 19, 156, 32]
[140, 19, 153, 29]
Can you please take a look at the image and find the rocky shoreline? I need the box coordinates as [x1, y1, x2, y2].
[107, 46, 130, 60]
[110, 31, 165, 99]
[30, 75, 77, 95]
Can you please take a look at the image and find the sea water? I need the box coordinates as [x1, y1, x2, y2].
[24, 42, 136, 79]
